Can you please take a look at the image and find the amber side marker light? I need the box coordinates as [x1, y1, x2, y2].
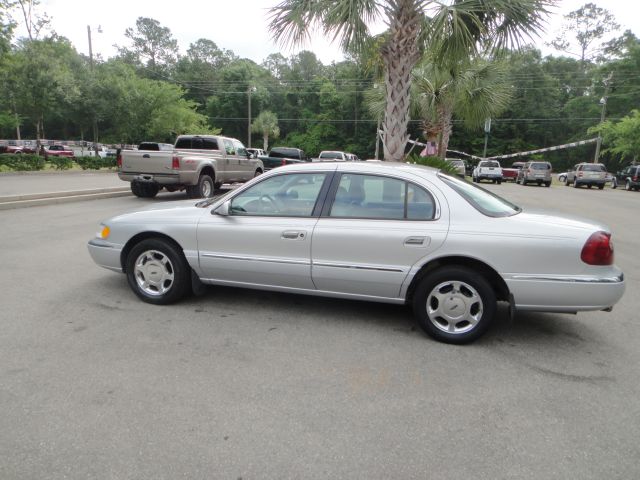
[100, 226, 110, 239]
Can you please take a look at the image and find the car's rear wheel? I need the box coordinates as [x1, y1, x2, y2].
[131, 181, 159, 198]
[126, 238, 190, 305]
[254, 169, 262, 178]
[587, 184, 592, 189]
[412, 266, 496, 344]
[625, 180, 631, 191]
[598, 184, 604, 190]
[573, 180, 580, 188]
[497, 179, 502, 185]
[545, 181, 551, 187]
[187, 174, 214, 198]
[565, 178, 571, 186]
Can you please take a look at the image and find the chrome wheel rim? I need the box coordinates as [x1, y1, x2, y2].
[134, 250, 175, 296]
[426, 281, 483, 335]
[202, 180, 212, 197]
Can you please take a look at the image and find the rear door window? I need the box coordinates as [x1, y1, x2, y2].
[175, 138, 192, 149]
[202, 138, 218, 150]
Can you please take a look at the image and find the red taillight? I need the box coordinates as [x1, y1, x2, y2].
[281, 159, 287, 166]
[116, 154, 122, 168]
[581, 231, 614, 265]
[171, 155, 180, 170]
[633, 176, 638, 182]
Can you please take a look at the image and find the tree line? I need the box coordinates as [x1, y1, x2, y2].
[0, 1, 638, 170]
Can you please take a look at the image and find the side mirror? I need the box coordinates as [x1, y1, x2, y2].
[214, 200, 231, 216]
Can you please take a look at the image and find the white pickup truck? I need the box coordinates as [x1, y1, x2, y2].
[472, 160, 503, 184]
[118, 135, 264, 198]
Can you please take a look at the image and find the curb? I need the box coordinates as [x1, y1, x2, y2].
[0, 187, 131, 210]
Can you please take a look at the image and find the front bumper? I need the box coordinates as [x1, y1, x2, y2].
[88, 239, 123, 273]
[506, 272, 625, 312]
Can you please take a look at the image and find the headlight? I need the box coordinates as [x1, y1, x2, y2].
[97, 225, 110, 239]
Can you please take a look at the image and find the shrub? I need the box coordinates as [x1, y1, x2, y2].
[407, 154, 459, 175]
[0, 154, 46, 171]
[75, 156, 117, 170]
[49, 156, 74, 170]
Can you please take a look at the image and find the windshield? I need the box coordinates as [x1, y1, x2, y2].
[582, 164, 605, 172]
[319, 152, 343, 159]
[438, 173, 521, 217]
[530, 163, 550, 170]
[480, 161, 500, 168]
[448, 160, 464, 166]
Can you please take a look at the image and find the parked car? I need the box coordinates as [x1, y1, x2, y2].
[611, 165, 640, 191]
[501, 161, 525, 182]
[445, 158, 466, 177]
[88, 162, 624, 345]
[345, 153, 360, 161]
[1, 145, 36, 154]
[258, 147, 309, 171]
[472, 160, 503, 184]
[247, 148, 266, 158]
[45, 145, 75, 158]
[565, 163, 607, 189]
[316, 151, 348, 161]
[516, 161, 552, 187]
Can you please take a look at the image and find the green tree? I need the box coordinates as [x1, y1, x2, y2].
[251, 111, 280, 151]
[269, 0, 552, 162]
[550, 2, 619, 64]
[591, 110, 640, 164]
[412, 57, 511, 158]
[117, 17, 179, 76]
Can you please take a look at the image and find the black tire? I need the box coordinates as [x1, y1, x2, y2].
[472, 176, 477, 183]
[537, 181, 542, 186]
[545, 182, 551, 187]
[587, 184, 592, 189]
[132, 181, 159, 198]
[492, 179, 496, 184]
[131, 181, 143, 197]
[187, 174, 214, 199]
[565, 178, 571, 187]
[254, 169, 263, 178]
[497, 179, 502, 185]
[625, 180, 631, 191]
[521, 179, 527, 186]
[573, 180, 580, 188]
[126, 238, 191, 305]
[598, 184, 604, 190]
[412, 266, 497, 344]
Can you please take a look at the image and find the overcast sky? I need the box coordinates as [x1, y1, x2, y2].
[22, 0, 640, 64]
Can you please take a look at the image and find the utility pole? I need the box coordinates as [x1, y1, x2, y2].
[247, 86, 256, 148]
[482, 118, 491, 158]
[88, 25, 99, 156]
[594, 72, 613, 163]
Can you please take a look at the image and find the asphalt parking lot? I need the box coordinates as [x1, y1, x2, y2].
[1, 179, 639, 479]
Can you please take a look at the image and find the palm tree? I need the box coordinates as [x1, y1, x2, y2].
[413, 58, 512, 158]
[251, 110, 280, 151]
[269, 0, 552, 162]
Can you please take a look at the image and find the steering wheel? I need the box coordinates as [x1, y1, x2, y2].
[258, 194, 280, 213]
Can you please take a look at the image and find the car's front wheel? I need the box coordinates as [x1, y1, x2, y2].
[126, 238, 191, 305]
[625, 180, 632, 191]
[412, 266, 497, 344]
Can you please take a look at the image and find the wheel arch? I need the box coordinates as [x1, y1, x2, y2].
[120, 231, 186, 272]
[198, 165, 216, 183]
[405, 255, 510, 304]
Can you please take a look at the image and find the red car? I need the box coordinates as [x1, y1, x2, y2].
[501, 161, 525, 182]
[1, 145, 37, 154]
[45, 145, 75, 158]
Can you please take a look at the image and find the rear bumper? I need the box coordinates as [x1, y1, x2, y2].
[88, 239, 123, 273]
[118, 172, 195, 186]
[506, 272, 625, 312]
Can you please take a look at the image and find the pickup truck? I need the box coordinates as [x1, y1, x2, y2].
[257, 147, 309, 171]
[45, 145, 75, 158]
[118, 135, 264, 198]
[472, 160, 503, 184]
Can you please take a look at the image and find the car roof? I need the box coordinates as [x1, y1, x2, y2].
[269, 159, 440, 178]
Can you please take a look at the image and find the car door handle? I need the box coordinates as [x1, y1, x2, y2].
[404, 236, 429, 246]
[282, 230, 306, 240]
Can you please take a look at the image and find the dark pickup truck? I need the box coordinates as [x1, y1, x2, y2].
[258, 147, 309, 171]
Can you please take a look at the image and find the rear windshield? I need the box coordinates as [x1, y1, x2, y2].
[175, 137, 219, 150]
[480, 161, 500, 168]
[319, 152, 343, 159]
[270, 148, 298, 158]
[530, 163, 550, 170]
[138, 142, 159, 151]
[581, 164, 605, 172]
[438, 173, 520, 217]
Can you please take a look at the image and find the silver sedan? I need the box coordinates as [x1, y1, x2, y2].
[88, 162, 625, 344]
